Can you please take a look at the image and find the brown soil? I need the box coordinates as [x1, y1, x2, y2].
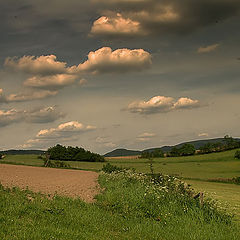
[0, 164, 99, 203]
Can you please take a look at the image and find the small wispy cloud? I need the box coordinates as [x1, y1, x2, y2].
[198, 133, 209, 137]
[197, 43, 220, 53]
[136, 132, 156, 142]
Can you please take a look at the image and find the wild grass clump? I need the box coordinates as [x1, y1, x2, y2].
[102, 163, 134, 173]
[96, 169, 238, 239]
[43, 159, 70, 168]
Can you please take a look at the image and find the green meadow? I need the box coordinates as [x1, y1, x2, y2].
[1, 149, 240, 222]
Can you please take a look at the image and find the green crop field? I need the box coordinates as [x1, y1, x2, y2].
[1, 149, 240, 221]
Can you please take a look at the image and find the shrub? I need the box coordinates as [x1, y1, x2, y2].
[234, 150, 240, 159]
[102, 163, 125, 173]
[233, 177, 240, 185]
[43, 159, 70, 168]
[102, 163, 134, 173]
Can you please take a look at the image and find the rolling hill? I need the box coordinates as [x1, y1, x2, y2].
[104, 137, 240, 157]
[104, 148, 141, 157]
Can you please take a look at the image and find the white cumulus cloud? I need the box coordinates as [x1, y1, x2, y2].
[127, 96, 201, 114]
[37, 121, 96, 139]
[4, 55, 70, 75]
[90, 13, 144, 37]
[21, 121, 97, 149]
[173, 97, 200, 110]
[73, 47, 152, 74]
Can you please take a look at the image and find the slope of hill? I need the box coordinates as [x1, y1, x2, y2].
[104, 138, 240, 157]
[104, 148, 141, 157]
[144, 138, 238, 153]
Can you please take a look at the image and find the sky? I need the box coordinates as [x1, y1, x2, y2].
[0, 0, 240, 154]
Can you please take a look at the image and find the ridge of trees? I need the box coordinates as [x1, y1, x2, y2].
[140, 136, 240, 158]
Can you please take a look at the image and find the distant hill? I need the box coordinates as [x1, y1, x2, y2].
[143, 138, 238, 153]
[0, 150, 46, 155]
[104, 148, 141, 157]
[104, 137, 240, 157]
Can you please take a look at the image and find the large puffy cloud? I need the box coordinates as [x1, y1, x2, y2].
[73, 47, 152, 74]
[91, 0, 240, 37]
[4, 55, 79, 91]
[126, 96, 201, 114]
[4, 55, 70, 76]
[4, 48, 151, 94]
[0, 106, 65, 127]
[21, 121, 97, 148]
[0, 109, 24, 127]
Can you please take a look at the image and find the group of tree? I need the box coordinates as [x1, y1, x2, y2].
[140, 144, 196, 159]
[140, 149, 164, 159]
[47, 144, 105, 162]
[199, 136, 240, 154]
[140, 135, 240, 159]
[168, 144, 196, 157]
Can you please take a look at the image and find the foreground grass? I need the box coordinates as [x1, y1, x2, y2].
[1, 171, 240, 240]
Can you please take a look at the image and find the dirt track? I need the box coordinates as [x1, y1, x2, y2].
[0, 164, 99, 202]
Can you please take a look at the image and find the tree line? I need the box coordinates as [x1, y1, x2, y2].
[47, 144, 105, 162]
[140, 136, 240, 158]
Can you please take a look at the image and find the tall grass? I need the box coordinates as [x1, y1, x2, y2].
[1, 169, 240, 239]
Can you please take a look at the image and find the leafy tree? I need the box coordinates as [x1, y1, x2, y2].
[152, 149, 164, 158]
[223, 135, 240, 150]
[140, 149, 164, 159]
[170, 147, 180, 157]
[199, 143, 214, 154]
[179, 144, 195, 156]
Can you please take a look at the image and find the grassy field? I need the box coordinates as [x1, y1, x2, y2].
[1, 149, 240, 220]
[1, 171, 240, 240]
